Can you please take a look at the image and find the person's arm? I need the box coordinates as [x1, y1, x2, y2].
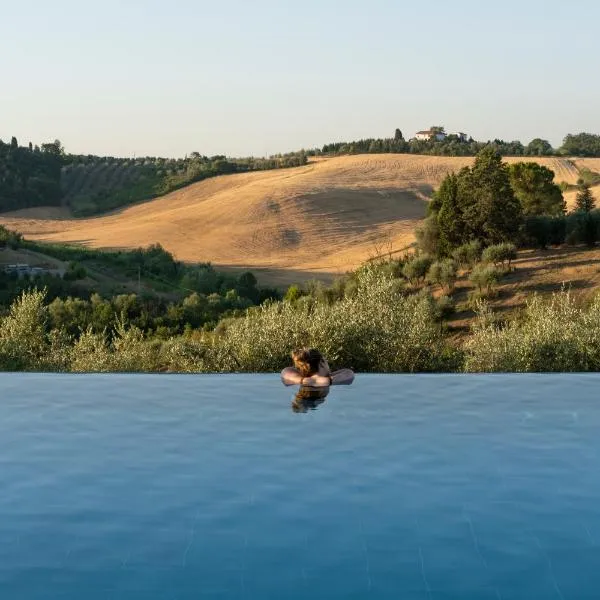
[330, 369, 355, 385]
[300, 374, 332, 387]
[281, 367, 303, 386]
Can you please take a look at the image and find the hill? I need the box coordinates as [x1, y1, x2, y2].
[1, 154, 599, 286]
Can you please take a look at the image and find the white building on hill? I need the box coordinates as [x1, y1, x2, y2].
[415, 129, 447, 141]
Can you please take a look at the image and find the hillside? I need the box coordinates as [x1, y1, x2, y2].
[1, 154, 599, 286]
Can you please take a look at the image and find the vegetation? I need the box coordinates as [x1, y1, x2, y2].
[481, 243, 517, 270]
[3, 130, 600, 373]
[430, 147, 523, 255]
[402, 255, 434, 284]
[0, 137, 63, 211]
[465, 290, 600, 372]
[314, 130, 531, 158]
[0, 226, 280, 335]
[62, 151, 308, 216]
[451, 241, 482, 269]
[508, 162, 565, 217]
[469, 263, 501, 296]
[4, 254, 600, 373]
[560, 133, 600, 157]
[309, 129, 600, 159]
[426, 259, 457, 292]
[0, 136, 307, 215]
[575, 182, 596, 213]
[0, 266, 457, 373]
[2, 129, 600, 217]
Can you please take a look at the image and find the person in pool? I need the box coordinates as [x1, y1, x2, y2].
[281, 347, 355, 387]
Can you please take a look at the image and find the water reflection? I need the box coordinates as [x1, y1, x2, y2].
[291, 386, 330, 413]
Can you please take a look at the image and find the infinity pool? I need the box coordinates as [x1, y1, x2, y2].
[1, 374, 599, 599]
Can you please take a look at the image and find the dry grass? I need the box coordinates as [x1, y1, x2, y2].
[447, 245, 600, 331]
[0, 154, 595, 286]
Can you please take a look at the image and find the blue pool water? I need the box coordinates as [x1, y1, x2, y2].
[1, 374, 599, 599]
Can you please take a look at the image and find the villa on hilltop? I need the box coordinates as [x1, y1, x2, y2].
[415, 129, 446, 141]
[414, 129, 468, 142]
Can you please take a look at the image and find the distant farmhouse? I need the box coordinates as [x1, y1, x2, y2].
[413, 128, 468, 142]
[3, 264, 49, 277]
[2, 263, 64, 278]
[415, 129, 447, 142]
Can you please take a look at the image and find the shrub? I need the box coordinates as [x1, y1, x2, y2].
[70, 328, 113, 372]
[451, 241, 482, 269]
[469, 263, 502, 295]
[435, 295, 455, 321]
[63, 261, 87, 281]
[0, 226, 23, 250]
[548, 216, 567, 246]
[284, 285, 302, 302]
[426, 259, 457, 291]
[0, 289, 49, 370]
[566, 211, 600, 247]
[415, 216, 439, 255]
[523, 216, 550, 249]
[158, 337, 208, 372]
[523, 215, 568, 249]
[206, 266, 451, 372]
[464, 289, 600, 372]
[109, 323, 160, 372]
[481, 243, 517, 269]
[402, 255, 434, 284]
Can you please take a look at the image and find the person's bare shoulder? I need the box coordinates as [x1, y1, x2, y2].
[317, 359, 331, 376]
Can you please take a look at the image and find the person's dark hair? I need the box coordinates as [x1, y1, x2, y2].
[291, 347, 324, 377]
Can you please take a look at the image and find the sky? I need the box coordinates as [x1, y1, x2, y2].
[2, 0, 599, 158]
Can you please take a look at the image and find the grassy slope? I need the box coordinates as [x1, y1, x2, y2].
[3, 154, 598, 287]
[443, 245, 600, 333]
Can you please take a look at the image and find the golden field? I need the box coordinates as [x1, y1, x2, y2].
[1, 154, 599, 286]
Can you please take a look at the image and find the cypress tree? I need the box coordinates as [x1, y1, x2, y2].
[575, 182, 596, 213]
[436, 173, 465, 255]
[463, 146, 522, 245]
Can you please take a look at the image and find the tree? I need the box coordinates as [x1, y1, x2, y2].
[402, 255, 434, 284]
[426, 259, 457, 291]
[481, 243, 517, 270]
[469, 264, 501, 295]
[41, 139, 64, 156]
[526, 138, 553, 156]
[524, 216, 551, 249]
[415, 216, 439, 255]
[461, 146, 522, 245]
[560, 133, 600, 157]
[394, 128, 403, 141]
[509, 162, 565, 217]
[0, 289, 49, 370]
[575, 182, 596, 213]
[435, 173, 464, 255]
[452, 240, 482, 269]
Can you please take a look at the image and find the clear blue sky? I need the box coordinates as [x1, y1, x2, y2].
[2, 0, 599, 158]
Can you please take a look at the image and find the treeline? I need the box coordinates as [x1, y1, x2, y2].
[309, 130, 600, 158]
[0, 137, 63, 211]
[0, 136, 308, 215]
